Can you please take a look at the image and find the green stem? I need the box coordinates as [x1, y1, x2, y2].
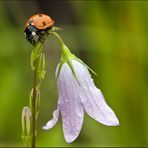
[28, 30, 61, 147]
[51, 32, 65, 47]
[30, 41, 44, 147]
[51, 32, 74, 60]
[32, 60, 38, 147]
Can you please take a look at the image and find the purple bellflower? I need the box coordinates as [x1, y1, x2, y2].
[43, 44, 119, 143]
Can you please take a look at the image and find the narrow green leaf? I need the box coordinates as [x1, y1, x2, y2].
[31, 41, 44, 70]
[37, 53, 46, 80]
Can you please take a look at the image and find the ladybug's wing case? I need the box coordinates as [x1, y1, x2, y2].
[24, 14, 37, 29]
[33, 14, 54, 30]
[24, 14, 54, 30]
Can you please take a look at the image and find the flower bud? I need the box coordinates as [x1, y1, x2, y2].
[22, 106, 32, 137]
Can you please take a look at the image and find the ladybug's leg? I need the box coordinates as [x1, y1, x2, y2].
[37, 30, 49, 43]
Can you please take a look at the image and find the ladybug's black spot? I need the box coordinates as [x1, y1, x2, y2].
[39, 14, 42, 17]
[42, 21, 46, 26]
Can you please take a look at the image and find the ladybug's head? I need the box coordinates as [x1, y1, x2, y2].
[24, 25, 38, 45]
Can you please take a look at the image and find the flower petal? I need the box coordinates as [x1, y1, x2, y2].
[58, 63, 84, 143]
[72, 60, 119, 126]
[43, 108, 59, 130]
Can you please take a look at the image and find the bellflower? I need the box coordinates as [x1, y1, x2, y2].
[43, 44, 119, 143]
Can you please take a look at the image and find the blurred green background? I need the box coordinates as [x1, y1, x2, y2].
[0, 0, 148, 147]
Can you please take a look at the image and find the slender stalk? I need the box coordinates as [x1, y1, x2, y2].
[30, 32, 62, 147]
[30, 40, 45, 147]
[32, 59, 38, 147]
[22, 30, 60, 147]
[22, 28, 50, 147]
[51, 32, 65, 47]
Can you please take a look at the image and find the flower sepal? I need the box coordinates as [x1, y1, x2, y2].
[56, 44, 80, 84]
[56, 44, 96, 84]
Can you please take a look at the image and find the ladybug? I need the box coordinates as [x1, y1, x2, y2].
[24, 14, 54, 45]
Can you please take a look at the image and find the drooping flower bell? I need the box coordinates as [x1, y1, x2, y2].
[43, 34, 119, 143]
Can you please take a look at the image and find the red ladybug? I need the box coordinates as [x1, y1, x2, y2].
[24, 14, 54, 45]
